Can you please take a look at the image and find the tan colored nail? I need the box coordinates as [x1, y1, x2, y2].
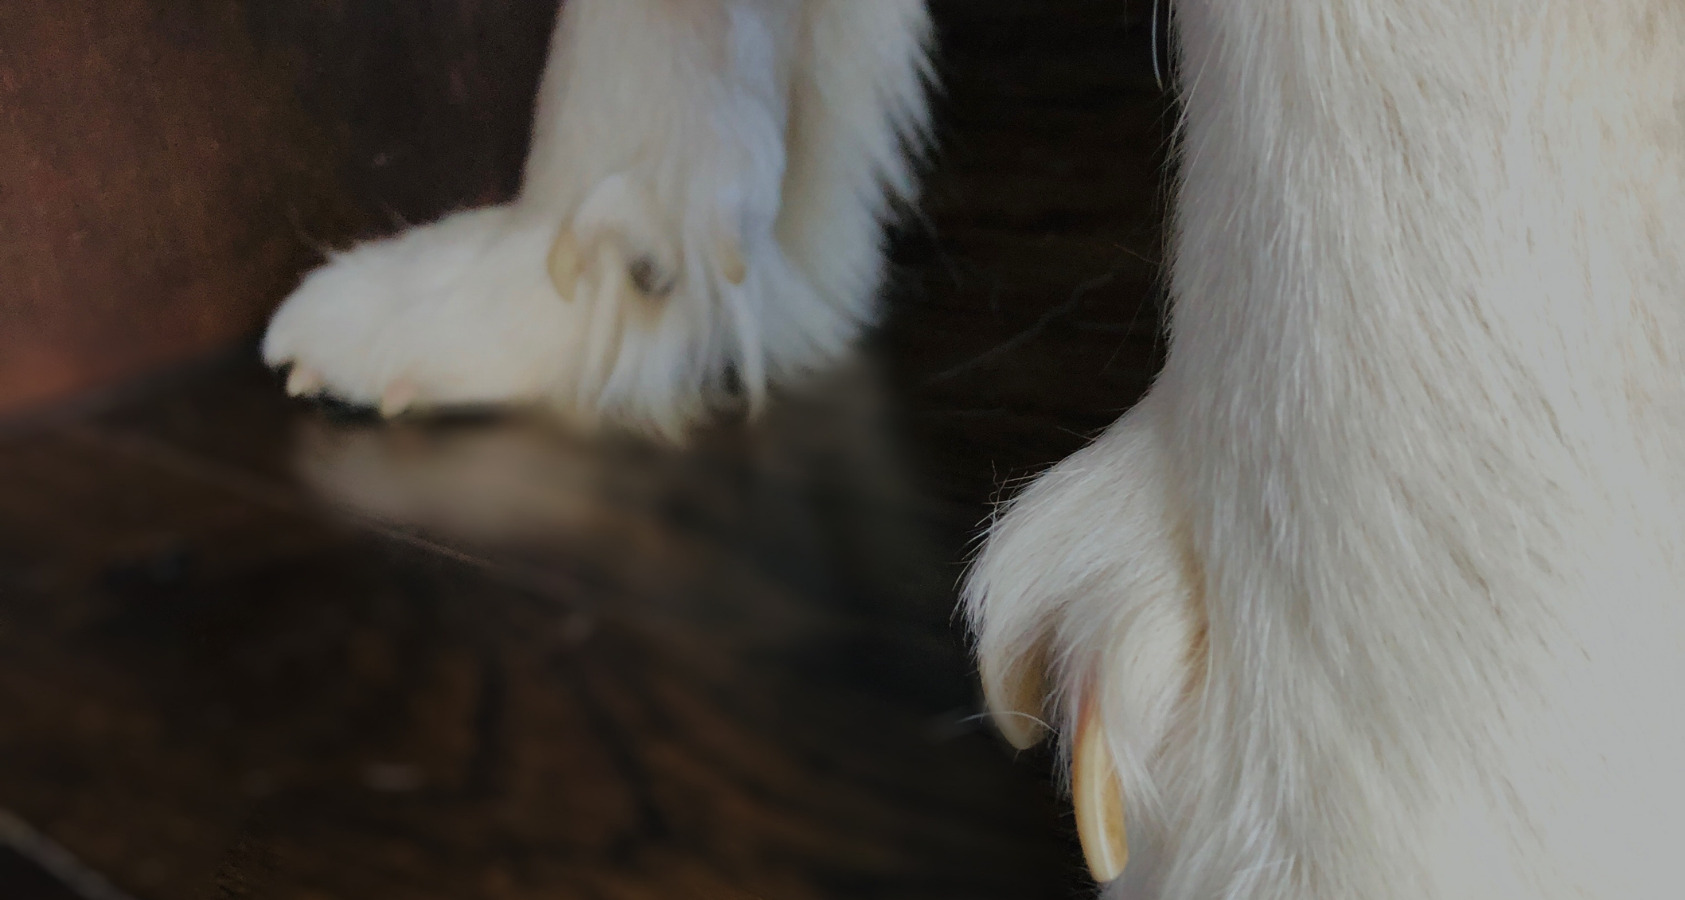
[286, 366, 323, 397]
[1073, 702, 1129, 883]
[379, 380, 419, 419]
[982, 653, 1048, 750]
[718, 232, 747, 286]
[548, 227, 582, 298]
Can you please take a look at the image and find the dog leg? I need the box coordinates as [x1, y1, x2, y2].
[970, 2, 1685, 897]
[264, 0, 930, 438]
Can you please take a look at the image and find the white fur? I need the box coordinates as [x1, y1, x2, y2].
[969, 2, 1685, 898]
[263, 0, 930, 438]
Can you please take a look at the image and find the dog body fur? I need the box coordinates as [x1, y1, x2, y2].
[264, 1, 1685, 896]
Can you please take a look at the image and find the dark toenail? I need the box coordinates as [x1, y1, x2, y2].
[628, 257, 674, 297]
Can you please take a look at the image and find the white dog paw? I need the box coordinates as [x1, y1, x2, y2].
[263, 105, 833, 439]
[260, 162, 825, 438]
[261, 0, 929, 438]
[965, 401, 1204, 886]
[257, 0, 933, 438]
[261, 186, 836, 437]
[262, 206, 574, 420]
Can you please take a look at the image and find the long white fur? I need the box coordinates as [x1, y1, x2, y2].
[968, 2, 1685, 898]
[262, 0, 930, 438]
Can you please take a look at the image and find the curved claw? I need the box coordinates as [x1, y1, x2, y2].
[286, 366, 324, 398]
[982, 651, 1050, 750]
[1073, 702, 1130, 883]
[548, 227, 582, 299]
[717, 231, 747, 286]
[380, 379, 419, 419]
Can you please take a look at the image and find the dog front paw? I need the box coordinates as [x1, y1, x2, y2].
[966, 402, 1205, 886]
[262, 207, 571, 419]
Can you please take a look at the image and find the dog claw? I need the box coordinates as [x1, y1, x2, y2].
[286, 366, 324, 397]
[718, 232, 747, 285]
[982, 652, 1049, 750]
[548, 227, 582, 299]
[1073, 702, 1129, 883]
[380, 380, 419, 419]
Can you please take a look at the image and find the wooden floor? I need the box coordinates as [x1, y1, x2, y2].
[0, 2, 1170, 897]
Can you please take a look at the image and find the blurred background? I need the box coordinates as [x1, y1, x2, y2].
[0, 1, 1171, 897]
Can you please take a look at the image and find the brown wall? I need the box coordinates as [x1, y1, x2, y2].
[0, 0, 561, 416]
